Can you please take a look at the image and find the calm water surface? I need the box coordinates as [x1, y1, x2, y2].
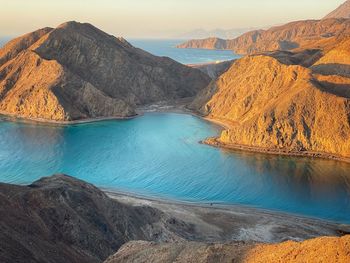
[129, 39, 240, 64]
[0, 113, 350, 223]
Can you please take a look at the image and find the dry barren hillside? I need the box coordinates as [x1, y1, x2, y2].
[190, 37, 350, 160]
[0, 21, 210, 121]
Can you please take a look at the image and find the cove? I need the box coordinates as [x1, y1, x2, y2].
[0, 112, 350, 224]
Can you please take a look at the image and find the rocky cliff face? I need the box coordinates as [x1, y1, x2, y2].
[0, 174, 196, 263]
[177, 19, 350, 55]
[324, 0, 350, 19]
[190, 38, 350, 159]
[0, 21, 210, 121]
[105, 235, 350, 263]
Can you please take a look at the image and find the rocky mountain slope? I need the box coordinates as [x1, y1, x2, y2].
[177, 18, 350, 55]
[0, 174, 196, 263]
[1, 174, 347, 263]
[105, 235, 350, 263]
[190, 37, 350, 160]
[0, 21, 210, 121]
[324, 0, 350, 19]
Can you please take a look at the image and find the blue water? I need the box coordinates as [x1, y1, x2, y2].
[129, 39, 239, 64]
[0, 113, 350, 223]
[0, 37, 238, 64]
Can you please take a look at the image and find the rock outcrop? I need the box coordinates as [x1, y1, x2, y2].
[324, 0, 350, 19]
[105, 235, 350, 263]
[177, 18, 350, 55]
[190, 37, 350, 160]
[0, 21, 210, 121]
[0, 174, 196, 263]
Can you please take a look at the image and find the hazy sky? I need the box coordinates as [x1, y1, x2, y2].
[0, 0, 345, 38]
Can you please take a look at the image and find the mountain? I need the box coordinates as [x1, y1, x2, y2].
[0, 21, 210, 122]
[0, 174, 195, 263]
[324, 0, 350, 19]
[190, 38, 350, 160]
[104, 235, 350, 263]
[176, 27, 260, 39]
[177, 19, 350, 55]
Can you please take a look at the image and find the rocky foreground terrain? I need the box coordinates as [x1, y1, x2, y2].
[105, 236, 350, 263]
[0, 174, 349, 263]
[177, 1, 350, 55]
[0, 21, 210, 121]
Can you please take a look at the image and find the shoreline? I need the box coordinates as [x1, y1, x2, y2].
[1, 105, 350, 163]
[0, 112, 137, 126]
[104, 187, 349, 226]
[105, 188, 350, 243]
[203, 137, 350, 164]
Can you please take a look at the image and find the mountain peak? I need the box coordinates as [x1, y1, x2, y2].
[323, 0, 350, 19]
[0, 22, 210, 122]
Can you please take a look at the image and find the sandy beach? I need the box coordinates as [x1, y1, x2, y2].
[105, 189, 350, 243]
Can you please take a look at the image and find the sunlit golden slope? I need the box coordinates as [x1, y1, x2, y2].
[191, 40, 350, 159]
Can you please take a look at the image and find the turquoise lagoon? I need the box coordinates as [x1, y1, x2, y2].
[0, 113, 350, 224]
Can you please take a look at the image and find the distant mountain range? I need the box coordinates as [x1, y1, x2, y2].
[177, 19, 350, 54]
[177, 0, 350, 54]
[175, 27, 264, 39]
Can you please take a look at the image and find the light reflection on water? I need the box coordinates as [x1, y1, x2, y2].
[0, 113, 349, 223]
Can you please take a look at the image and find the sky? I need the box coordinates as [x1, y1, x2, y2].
[0, 0, 345, 38]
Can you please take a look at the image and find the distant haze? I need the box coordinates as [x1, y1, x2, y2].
[0, 0, 345, 38]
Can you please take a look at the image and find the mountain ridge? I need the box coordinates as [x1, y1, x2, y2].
[190, 37, 350, 160]
[177, 18, 350, 55]
[0, 21, 210, 121]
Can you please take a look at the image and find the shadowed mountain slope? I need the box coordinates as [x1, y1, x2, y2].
[0, 174, 195, 263]
[0, 21, 210, 121]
